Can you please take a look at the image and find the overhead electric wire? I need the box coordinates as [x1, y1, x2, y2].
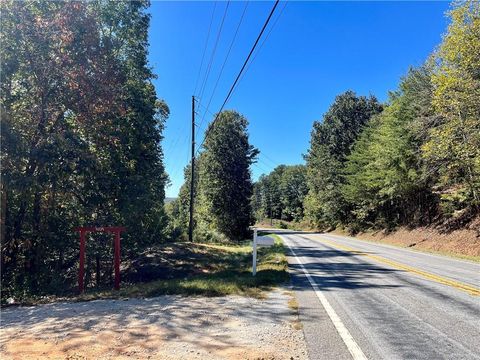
[169, 134, 191, 181]
[165, 118, 189, 154]
[196, 0, 281, 154]
[258, 157, 276, 170]
[236, 1, 287, 89]
[253, 162, 270, 174]
[197, 100, 216, 117]
[193, 2, 217, 96]
[259, 152, 280, 168]
[195, 101, 216, 135]
[196, 1, 249, 131]
[197, 1, 230, 103]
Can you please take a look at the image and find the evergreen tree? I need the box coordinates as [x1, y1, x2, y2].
[304, 91, 382, 229]
[343, 67, 437, 230]
[198, 111, 258, 240]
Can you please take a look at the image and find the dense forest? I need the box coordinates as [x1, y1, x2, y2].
[1, 1, 169, 298]
[253, 1, 479, 232]
[253, 165, 308, 223]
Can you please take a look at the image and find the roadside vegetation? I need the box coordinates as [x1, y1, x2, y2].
[1, 1, 171, 302]
[253, 1, 479, 238]
[3, 235, 288, 305]
[112, 235, 288, 300]
[2, 0, 261, 302]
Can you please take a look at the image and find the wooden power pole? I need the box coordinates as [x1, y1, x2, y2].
[189, 96, 195, 242]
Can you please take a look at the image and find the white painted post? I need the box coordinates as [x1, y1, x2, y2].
[252, 228, 258, 276]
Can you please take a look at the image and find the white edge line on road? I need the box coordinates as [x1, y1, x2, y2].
[282, 235, 368, 360]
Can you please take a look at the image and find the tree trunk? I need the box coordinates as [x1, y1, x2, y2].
[1, 182, 7, 273]
[30, 192, 42, 291]
[96, 255, 101, 287]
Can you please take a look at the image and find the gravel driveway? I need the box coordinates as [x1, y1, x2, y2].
[0, 289, 307, 360]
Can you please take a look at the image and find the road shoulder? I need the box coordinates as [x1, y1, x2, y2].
[0, 289, 308, 360]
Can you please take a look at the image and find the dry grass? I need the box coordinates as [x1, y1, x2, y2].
[291, 319, 303, 330]
[288, 297, 299, 311]
[287, 295, 302, 330]
[84, 238, 289, 301]
[5, 238, 290, 306]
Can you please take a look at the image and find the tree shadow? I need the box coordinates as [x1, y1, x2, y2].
[285, 245, 401, 291]
[0, 291, 298, 357]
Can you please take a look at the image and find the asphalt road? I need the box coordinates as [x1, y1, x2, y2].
[273, 230, 480, 360]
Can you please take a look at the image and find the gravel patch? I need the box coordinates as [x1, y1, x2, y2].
[0, 288, 307, 360]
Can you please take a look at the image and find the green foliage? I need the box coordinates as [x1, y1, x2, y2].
[1, 0, 168, 298]
[197, 111, 258, 240]
[7, 238, 289, 304]
[423, 0, 480, 212]
[167, 161, 200, 241]
[169, 111, 258, 241]
[253, 165, 308, 222]
[304, 91, 383, 229]
[343, 67, 437, 230]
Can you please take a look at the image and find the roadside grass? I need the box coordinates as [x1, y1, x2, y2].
[5, 235, 289, 306]
[80, 236, 288, 300]
[256, 219, 315, 232]
[288, 297, 299, 311]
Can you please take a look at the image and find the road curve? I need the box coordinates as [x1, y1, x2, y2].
[271, 230, 480, 360]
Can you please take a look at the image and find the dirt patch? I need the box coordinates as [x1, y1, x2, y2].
[0, 289, 307, 360]
[334, 223, 480, 260]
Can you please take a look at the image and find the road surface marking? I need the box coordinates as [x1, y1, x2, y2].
[284, 236, 368, 360]
[315, 236, 480, 297]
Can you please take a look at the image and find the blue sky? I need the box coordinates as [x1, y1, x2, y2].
[148, 1, 450, 198]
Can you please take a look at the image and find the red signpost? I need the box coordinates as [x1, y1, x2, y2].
[74, 226, 126, 293]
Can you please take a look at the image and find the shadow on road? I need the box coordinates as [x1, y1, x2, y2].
[261, 229, 320, 235]
[286, 245, 402, 292]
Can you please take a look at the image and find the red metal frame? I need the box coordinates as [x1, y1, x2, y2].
[74, 226, 126, 293]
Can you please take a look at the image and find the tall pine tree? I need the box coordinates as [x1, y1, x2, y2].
[198, 111, 258, 240]
[304, 91, 382, 229]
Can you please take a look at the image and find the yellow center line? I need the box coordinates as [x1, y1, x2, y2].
[314, 236, 480, 297]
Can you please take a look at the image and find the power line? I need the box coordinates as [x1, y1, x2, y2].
[195, 0, 281, 154]
[193, 2, 217, 96]
[189, 96, 195, 242]
[196, 100, 216, 118]
[260, 152, 280, 168]
[236, 1, 287, 89]
[258, 157, 276, 170]
[195, 101, 216, 140]
[169, 138, 189, 182]
[197, 1, 230, 102]
[164, 120, 188, 157]
[197, 1, 249, 131]
[253, 162, 269, 174]
[168, 123, 192, 183]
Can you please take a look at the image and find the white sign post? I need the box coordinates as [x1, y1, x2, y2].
[252, 228, 258, 276]
[252, 228, 275, 276]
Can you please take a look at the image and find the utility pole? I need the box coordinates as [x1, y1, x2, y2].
[269, 191, 273, 226]
[189, 96, 195, 242]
